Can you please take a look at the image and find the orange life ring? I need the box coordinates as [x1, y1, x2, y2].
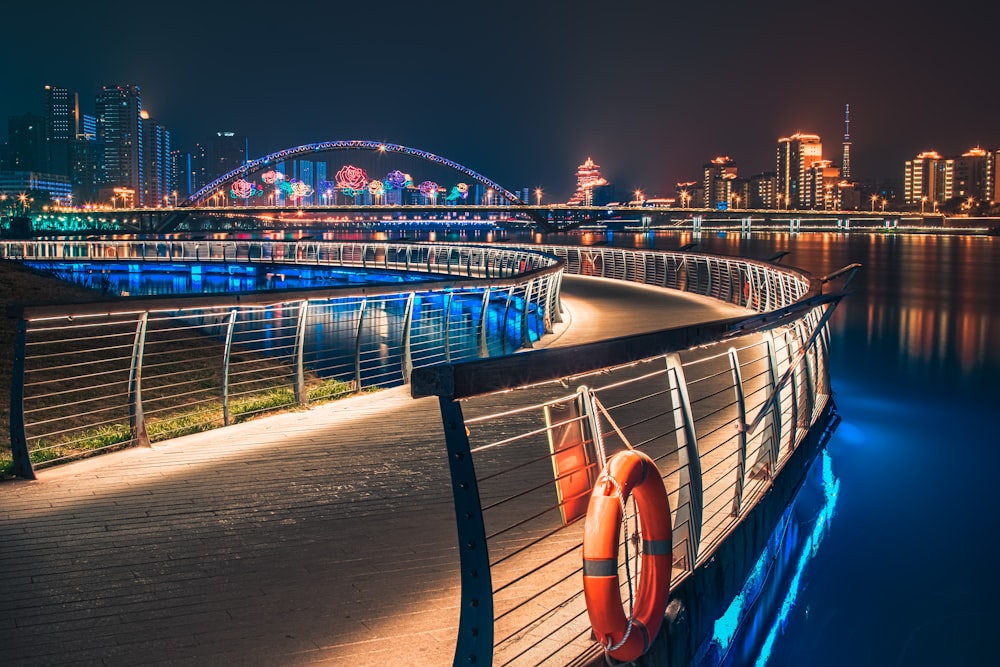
[582, 449, 672, 662]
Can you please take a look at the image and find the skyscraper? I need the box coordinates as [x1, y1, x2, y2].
[44, 85, 73, 177]
[776, 133, 822, 209]
[141, 110, 171, 207]
[96, 84, 142, 205]
[702, 156, 738, 209]
[4, 113, 47, 172]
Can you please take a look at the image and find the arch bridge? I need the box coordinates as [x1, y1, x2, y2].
[180, 140, 553, 231]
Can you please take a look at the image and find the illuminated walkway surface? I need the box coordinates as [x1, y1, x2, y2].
[0, 275, 749, 667]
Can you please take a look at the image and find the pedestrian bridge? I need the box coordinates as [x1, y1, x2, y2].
[0, 241, 856, 665]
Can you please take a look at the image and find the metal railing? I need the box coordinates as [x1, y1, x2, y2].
[410, 247, 858, 666]
[3, 241, 563, 478]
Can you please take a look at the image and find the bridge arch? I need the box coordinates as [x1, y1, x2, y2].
[185, 140, 526, 207]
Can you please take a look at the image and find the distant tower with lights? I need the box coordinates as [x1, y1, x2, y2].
[567, 157, 609, 206]
[841, 104, 852, 180]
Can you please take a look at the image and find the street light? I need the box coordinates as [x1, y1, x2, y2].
[880, 198, 887, 212]
[921, 196, 927, 214]
[535, 187, 543, 206]
[870, 194, 879, 212]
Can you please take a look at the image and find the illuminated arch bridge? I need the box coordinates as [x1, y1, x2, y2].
[186, 140, 528, 209]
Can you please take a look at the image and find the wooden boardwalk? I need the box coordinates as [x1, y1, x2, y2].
[0, 276, 750, 666]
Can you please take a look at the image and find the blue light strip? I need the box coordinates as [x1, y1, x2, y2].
[754, 451, 840, 666]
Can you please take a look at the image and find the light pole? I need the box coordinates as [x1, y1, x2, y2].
[535, 187, 543, 206]
[921, 196, 927, 215]
[880, 198, 887, 212]
[870, 194, 878, 212]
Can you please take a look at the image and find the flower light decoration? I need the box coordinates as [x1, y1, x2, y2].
[419, 181, 440, 202]
[336, 165, 369, 196]
[230, 178, 265, 199]
[289, 180, 313, 200]
[385, 170, 410, 190]
[261, 170, 285, 185]
[446, 182, 469, 201]
[368, 179, 386, 198]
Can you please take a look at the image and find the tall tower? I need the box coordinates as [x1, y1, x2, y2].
[96, 84, 143, 205]
[841, 104, 852, 180]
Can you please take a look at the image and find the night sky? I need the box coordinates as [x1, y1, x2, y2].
[2, 0, 997, 201]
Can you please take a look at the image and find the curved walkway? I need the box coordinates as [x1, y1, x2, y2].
[0, 276, 749, 667]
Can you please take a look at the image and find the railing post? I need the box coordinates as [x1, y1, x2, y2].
[443, 292, 454, 363]
[293, 300, 309, 405]
[500, 286, 515, 354]
[550, 271, 564, 325]
[520, 279, 534, 349]
[665, 352, 703, 570]
[763, 333, 782, 469]
[222, 309, 237, 426]
[354, 298, 368, 393]
[128, 312, 150, 448]
[477, 289, 491, 358]
[784, 330, 800, 448]
[9, 319, 35, 479]
[401, 293, 416, 383]
[438, 397, 494, 667]
[728, 348, 747, 517]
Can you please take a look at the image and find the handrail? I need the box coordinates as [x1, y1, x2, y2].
[408, 244, 854, 666]
[3, 241, 563, 479]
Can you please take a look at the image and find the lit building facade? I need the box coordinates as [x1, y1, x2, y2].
[903, 148, 995, 206]
[96, 85, 143, 204]
[702, 156, 738, 209]
[804, 159, 842, 209]
[0, 171, 73, 204]
[776, 133, 822, 209]
[140, 110, 171, 207]
[44, 85, 73, 177]
[748, 172, 777, 208]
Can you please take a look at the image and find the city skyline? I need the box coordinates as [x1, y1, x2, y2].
[2, 0, 998, 201]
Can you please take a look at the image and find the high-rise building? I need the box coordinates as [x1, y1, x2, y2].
[96, 84, 143, 204]
[44, 85, 73, 177]
[4, 113, 47, 172]
[205, 131, 248, 182]
[903, 151, 945, 205]
[776, 133, 822, 209]
[170, 149, 192, 201]
[804, 160, 843, 210]
[140, 110, 171, 207]
[702, 156, 738, 209]
[748, 172, 777, 209]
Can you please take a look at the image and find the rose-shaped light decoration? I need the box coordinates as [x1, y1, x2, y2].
[261, 170, 284, 185]
[419, 181, 439, 199]
[290, 181, 313, 199]
[336, 165, 369, 192]
[231, 179, 254, 198]
[368, 180, 385, 197]
[385, 170, 407, 190]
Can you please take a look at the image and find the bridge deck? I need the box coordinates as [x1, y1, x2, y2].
[0, 276, 751, 666]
